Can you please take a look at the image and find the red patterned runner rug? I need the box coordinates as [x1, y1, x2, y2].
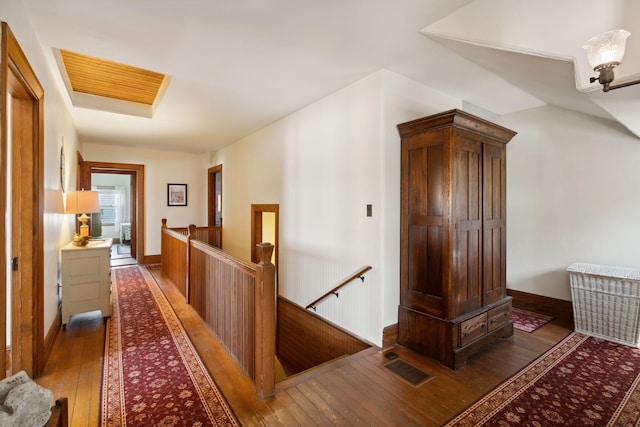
[101, 266, 239, 426]
[445, 332, 640, 426]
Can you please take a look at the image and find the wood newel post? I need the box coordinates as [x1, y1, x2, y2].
[161, 218, 167, 229]
[254, 242, 276, 399]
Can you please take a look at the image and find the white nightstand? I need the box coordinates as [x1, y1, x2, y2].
[61, 238, 113, 326]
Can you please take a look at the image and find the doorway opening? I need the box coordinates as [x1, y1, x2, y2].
[92, 173, 136, 267]
[77, 158, 145, 265]
[208, 165, 222, 227]
[251, 204, 279, 279]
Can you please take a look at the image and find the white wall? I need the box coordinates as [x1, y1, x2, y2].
[81, 143, 209, 255]
[212, 70, 464, 346]
[212, 66, 640, 344]
[498, 105, 640, 301]
[380, 71, 462, 328]
[213, 72, 384, 345]
[1, 2, 81, 337]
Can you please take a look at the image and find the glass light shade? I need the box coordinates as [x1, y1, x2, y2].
[583, 29, 630, 70]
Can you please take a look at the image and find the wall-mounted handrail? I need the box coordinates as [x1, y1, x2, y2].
[305, 265, 372, 311]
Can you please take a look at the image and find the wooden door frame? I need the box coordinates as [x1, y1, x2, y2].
[77, 157, 146, 263]
[1, 22, 46, 378]
[251, 204, 279, 274]
[207, 164, 222, 227]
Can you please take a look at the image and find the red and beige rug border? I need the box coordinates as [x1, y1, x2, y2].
[445, 332, 640, 426]
[101, 266, 239, 426]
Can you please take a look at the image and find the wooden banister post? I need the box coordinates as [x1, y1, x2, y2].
[254, 242, 276, 399]
[161, 218, 167, 229]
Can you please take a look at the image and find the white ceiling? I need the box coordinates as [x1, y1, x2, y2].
[21, 0, 640, 153]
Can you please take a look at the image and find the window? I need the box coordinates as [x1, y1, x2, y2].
[96, 188, 119, 225]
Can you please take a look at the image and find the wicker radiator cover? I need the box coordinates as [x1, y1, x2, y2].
[567, 262, 640, 347]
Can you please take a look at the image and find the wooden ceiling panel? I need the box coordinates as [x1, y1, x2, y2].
[60, 49, 165, 105]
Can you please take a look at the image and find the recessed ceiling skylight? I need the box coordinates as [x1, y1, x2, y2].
[55, 49, 169, 118]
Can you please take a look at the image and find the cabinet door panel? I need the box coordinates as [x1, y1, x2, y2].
[407, 140, 444, 217]
[453, 137, 482, 315]
[408, 224, 443, 297]
[483, 143, 507, 304]
[402, 132, 448, 316]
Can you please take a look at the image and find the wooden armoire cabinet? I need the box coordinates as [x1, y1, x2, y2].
[397, 109, 517, 369]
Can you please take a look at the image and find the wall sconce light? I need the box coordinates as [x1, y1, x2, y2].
[66, 190, 101, 246]
[584, 29, 640, 92]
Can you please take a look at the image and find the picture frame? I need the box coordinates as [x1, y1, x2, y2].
[167, 183, 187, 206]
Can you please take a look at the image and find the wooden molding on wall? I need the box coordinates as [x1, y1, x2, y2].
[78, 160, 145, 263]
[507, 289, 574, 329]
[141, 254, 161, 265]
[44, 311, 62, 365]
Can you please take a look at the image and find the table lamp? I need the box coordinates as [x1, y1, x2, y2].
[66, 190, 101, 246]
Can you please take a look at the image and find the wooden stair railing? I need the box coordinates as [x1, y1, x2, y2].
[305, 266, 372, 311]
[160, 219, 276, 398]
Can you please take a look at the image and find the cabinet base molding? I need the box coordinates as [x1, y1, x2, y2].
[398, 298, 514, 370]
[382, 323, 399, 350]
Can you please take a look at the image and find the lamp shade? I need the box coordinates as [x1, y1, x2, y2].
[65, 190, 100, 214]
[583, 29, 630, 70]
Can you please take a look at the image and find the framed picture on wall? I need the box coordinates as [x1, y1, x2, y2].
[167, 183, 187, 206]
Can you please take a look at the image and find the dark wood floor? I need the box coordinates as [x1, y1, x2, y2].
[36, 267, 571, 426]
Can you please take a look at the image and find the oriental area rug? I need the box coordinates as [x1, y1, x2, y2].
[445, 332, 640, 426]
[101, 266, 239, 426]
[511, 307, 554, 332]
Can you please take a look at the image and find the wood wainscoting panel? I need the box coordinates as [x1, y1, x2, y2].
[277, 297, 372, 375]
